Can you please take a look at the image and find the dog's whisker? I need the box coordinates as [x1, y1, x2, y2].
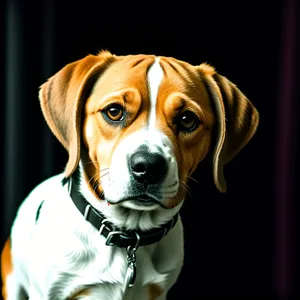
[180, 179, 191, 191]
[181, 185, 192, 197]
[93, 172, 110, 191]
[88, 170, 110, 186]
[99, 172, 110, 179]
[181, 173, 199, 185]
[187, 175, 199, 185]
[88, 173, 100, 185]
[92, 176, 100, 190]
[179, 180, 192, 198]
[93, 181, 100, 191]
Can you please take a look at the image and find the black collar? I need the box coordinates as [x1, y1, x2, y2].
[67, 178, 178, 248]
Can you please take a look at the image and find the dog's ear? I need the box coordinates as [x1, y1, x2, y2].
[39, 51, 116, 177]
[198, 64, 259, 192]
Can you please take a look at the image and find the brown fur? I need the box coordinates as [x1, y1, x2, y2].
[1, 239, 13, 299]
[68, 288, 90, 299]
[148, 283, 163, 300]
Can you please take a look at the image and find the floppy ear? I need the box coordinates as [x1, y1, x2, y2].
[39, 51, 116, 177]
[198, 64, 259, 192]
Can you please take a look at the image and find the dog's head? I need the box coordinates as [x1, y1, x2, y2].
[39, 51, 258, 215]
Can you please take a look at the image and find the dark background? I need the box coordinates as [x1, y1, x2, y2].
[1, 0, 299, 298]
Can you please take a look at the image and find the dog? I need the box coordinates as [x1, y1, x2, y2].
[1, 50, 259, 300]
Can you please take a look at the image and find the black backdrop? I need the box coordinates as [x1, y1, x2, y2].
[1, 0, 299, 298]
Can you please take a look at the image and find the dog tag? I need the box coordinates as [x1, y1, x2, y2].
[123, 234, 139, 292]
[124, 262, 136, 290]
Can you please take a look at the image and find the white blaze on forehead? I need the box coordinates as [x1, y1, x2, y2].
[147, 57, 164, 129]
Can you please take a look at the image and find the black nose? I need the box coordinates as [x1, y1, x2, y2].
[130, 151, 168, 185]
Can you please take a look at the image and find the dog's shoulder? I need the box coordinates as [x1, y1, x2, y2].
[28, 173, 67, 203]
[11, 174, 65, 227]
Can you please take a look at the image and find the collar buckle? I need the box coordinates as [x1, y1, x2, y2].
[105, 231, 124, 246]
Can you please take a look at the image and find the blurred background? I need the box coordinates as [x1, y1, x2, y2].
[0, 0, 299, 298]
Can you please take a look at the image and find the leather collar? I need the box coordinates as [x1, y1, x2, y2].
[67, 178, 178, 248]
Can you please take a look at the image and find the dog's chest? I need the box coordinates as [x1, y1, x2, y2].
[45, 231, 171, 299]
[12, 176, 183, 299]
[30, 213, 176, 299]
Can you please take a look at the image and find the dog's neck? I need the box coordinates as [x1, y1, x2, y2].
[67, 177, 178, 248]
[71, 162, 183, 232]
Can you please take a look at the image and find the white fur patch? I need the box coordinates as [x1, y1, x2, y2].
[147, 58, 164, 129]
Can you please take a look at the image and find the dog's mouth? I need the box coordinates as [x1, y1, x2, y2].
[106, 194, 165, 208]
[130, 197, 158, 207]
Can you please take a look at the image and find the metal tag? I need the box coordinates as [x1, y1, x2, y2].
[123, 262, 136, 293]
[124, 262, 136, 288]
[123, 232, 140, 292]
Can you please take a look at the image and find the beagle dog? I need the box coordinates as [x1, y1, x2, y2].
[1, 51, 259, 300]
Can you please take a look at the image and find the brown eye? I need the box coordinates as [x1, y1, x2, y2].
[104, 104, 124, 121]
[179, 111, 199, 131]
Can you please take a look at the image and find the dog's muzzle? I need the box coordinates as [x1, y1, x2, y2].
[101, 130, 179, 210]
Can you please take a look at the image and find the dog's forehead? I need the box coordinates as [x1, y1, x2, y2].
[91, 55, 202, 100]
[92, 55, 155, 97]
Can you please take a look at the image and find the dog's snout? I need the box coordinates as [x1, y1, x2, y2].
[130, 151, 168, 184]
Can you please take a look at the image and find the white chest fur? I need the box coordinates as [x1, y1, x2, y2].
[10, 174, 184, 300]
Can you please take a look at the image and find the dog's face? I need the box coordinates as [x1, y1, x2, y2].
[39, 51, 259, 213]
[82, 56, 214, 211]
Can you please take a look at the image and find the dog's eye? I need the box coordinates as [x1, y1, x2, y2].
[178, 111, 199, 131]
[104, 104, 124, 121]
